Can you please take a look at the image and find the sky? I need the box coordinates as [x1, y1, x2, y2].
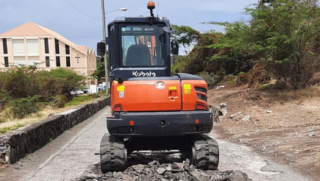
[0, 0, 258, 53]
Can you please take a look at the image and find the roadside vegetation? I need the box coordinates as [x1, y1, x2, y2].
[175, 1, 320, 177]
[92, 56, 105, 83]
[172, 0, 320, 89]
[0, 66, 105, 134]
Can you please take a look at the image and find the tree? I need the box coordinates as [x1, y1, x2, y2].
[207, 0, 320, 88]
[172, 24, 252, 75]
[170, 1, 320, 88]
[246, 0, 320, 88]
[92, 56, 107, 83]
[171, 25, 201, 47]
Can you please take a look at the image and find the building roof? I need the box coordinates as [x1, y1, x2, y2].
[0, 22, 51, 37]
[0, 22, 90, 54]
[77, 45, 87, 53]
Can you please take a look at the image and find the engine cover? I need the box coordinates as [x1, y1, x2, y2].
[110, 73, 208, 113]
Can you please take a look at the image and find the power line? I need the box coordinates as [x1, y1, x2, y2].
[64, 0, 100, 19]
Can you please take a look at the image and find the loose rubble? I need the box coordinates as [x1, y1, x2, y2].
[220, 103, 228, 116]
[78, 152, 249, 181]
[215, 103, 228, 122]
[230, 114, 236, 119]
[79, 162, 249, 181]
[216, 85, 225, 90]
[241, 115, 251, 121]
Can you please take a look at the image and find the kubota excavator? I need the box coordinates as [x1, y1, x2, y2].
[97, 1, 219, 173]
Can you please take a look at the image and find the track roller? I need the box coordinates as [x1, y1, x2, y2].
[188, 134, 219, 170]
[100, 134, 127, 173]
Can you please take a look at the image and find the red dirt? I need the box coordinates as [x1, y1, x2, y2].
[209, 85, 320, 180]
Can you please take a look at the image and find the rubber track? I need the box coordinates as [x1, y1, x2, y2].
[189, 134, 219, 170]
[100, 134, 126, 173]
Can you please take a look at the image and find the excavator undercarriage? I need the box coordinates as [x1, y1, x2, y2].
[100, 134, 219, 173]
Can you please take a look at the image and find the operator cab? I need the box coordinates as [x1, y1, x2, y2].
[97, 3, 179, 82]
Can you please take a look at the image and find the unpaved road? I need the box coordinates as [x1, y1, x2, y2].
[0, 106, 313, 181]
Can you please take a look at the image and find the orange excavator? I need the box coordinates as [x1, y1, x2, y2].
[97, 1, 219, 173]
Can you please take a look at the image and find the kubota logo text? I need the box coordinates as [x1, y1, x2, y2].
[132, 71, 156, 77]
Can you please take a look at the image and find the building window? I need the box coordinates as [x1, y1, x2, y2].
[27, 39, 39, 56]
[65, 45, 70, 55]
[28, 56, 40, 66]
[66, 56, 70, 67]
[55, 39, 59, 54]
[12, 39, 25, 56]
[4, 57, 9, 67]
[46, 56, 50, 67]
[2, 38, 8, 54]
[44, 38, 49, 54]
[56, 56, 60, 67]
[14, 57, 26, 66]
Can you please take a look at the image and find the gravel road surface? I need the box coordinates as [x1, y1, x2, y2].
[0, 106, 313, 181]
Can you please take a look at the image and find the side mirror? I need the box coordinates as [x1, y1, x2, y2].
[163, 27, 177, 34]
[171, 40, 179, 55]
[97, 42, 106, 57]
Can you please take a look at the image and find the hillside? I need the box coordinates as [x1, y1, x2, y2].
[210, 85, 320, 180]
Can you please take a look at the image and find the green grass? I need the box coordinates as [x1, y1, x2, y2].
[65, 94, 97, 107]
[0, 123, 25, 134]
[219, 74, 237, 86]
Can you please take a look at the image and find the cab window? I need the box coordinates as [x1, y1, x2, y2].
[121, 25, 165, 67]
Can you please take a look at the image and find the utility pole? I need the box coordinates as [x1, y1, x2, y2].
[101, 0, 109, 96]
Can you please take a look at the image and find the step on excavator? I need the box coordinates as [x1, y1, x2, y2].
[97, 1, 219, 173]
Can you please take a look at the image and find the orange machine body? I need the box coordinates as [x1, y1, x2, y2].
[111, 79, 208, 114]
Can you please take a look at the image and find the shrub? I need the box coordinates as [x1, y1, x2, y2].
[0, 67, 86, 118]
[51, 95, 69, 108]
[222, 75, 237, 86]
[0, 67, 85, 101]
[8, 96, 40, 119]
[248, 64, 271, 88]
[0, 66, 36, 98]
[236, 72, 249, 86]
[306, 72, 320, 87]
[198, 72, 215, 88]
[91, 94, 99, 99]
[0, 107, 11, 123]
[0, 91, 12, 111]
[34, 68, 86, 101]
[97, 90, 106, 96]
[171, 55, 190, 75]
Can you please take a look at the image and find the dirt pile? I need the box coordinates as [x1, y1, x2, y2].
[78, 153, 249, 181]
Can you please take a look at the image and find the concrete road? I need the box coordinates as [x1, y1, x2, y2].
[0, 106, 313, 181]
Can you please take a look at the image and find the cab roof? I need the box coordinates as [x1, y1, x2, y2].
[108, 17, 170, 27]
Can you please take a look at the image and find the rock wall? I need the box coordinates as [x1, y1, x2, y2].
[0, 98, 109, 164]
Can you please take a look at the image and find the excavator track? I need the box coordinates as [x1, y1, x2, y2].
[188, 134, 219, 170]
[100, 134, 127, 173]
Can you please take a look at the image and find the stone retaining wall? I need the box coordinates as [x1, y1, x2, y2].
[0, 98, 109, 164]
